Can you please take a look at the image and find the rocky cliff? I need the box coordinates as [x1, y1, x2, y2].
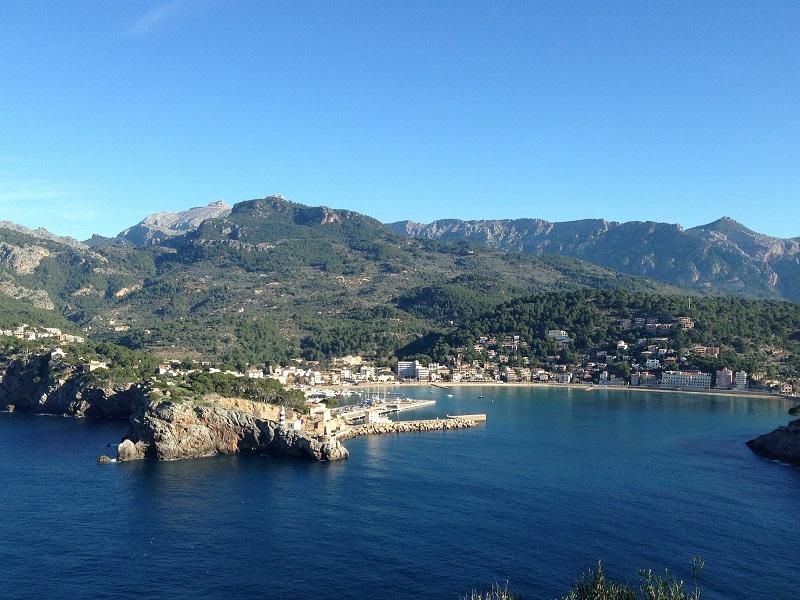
[746, 419, 800, 467]
[117, 398, 348, 462]
[0, 351, 143, 418]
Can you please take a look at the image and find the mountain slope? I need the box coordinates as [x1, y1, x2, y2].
[88, 200, 232, 247]
[388, 216, 800, 301]
[0, 195, 684, 365]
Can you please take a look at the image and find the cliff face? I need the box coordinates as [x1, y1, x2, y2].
[117, 398, 349, 462]
[747, 419, 800, 467]
[0, 352, 143, 418]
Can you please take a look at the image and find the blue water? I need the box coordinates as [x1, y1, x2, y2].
[1, 387, 798, 600]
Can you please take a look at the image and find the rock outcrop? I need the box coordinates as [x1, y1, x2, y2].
[747, 419, 800, 467]
[0, 241, 51, 274]
[117, 398, 348, 462]
[0, 352, 143, 418]
[107, 200, 232, 246]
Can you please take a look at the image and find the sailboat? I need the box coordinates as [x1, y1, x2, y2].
[478, 387, 485, 399]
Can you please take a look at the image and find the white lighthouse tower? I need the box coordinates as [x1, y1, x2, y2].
[278, 404, 286, 430]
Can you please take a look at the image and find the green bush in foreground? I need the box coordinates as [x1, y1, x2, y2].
[463, 583, 520, 600]
[468, 558, 705, 600]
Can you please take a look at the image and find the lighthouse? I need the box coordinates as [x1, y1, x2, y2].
[279, 404, 286, 430]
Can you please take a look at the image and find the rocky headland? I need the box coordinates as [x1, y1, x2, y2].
[0, 350, 348, 462]
[117, 397, 348, 462]
[746, 418, 800, 467]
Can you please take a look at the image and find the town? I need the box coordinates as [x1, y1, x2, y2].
[1, 313, 796, 400]
[149, 311, 797, 397]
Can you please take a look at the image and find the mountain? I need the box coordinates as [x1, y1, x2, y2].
[87, 200, 232, 247]
[0, 196, 678, 365]
[388, 216, 800, 301]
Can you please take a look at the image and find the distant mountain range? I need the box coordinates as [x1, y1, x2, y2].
[388, 216, 800, 301]
[79, 200, 800, 302]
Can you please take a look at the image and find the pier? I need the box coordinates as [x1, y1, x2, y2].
[446, 413, 487, 422]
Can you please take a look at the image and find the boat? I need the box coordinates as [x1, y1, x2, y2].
[446, 393, 454, 398]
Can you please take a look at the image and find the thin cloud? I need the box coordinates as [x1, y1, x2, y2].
[129, 0, 219, 36]
[0, 178, 82, 203]
[130, 0, 189, 36]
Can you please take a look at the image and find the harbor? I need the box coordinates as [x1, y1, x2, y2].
[331, 397, 437, 425]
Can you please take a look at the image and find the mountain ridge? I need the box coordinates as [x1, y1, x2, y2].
[387, 214, 800, 301]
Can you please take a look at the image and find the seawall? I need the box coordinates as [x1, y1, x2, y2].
[338, 417, 481, 440]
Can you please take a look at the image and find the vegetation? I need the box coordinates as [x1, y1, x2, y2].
[462, 584, 519, 600]
[415, 289, 800, 377]
[0, 294, 74, 330]
[467, 559, 705, 600]
[150, 371, 306, 412]
[1, 199, 799, 378]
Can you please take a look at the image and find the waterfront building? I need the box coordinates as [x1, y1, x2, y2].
[396, 360, 429, 381]
[734, 371, 748, 390]
[661, 370, 712, 390]
[715, 368, 733, 389]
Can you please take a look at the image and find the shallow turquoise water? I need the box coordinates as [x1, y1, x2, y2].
[1, 386, 798, 599]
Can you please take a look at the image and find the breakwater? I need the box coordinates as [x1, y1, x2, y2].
[338, 417, 480, 440]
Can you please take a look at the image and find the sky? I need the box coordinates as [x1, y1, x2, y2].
[1, 1, 798, 240]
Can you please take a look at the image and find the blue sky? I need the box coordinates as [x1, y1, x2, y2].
[1, 1, 798, 239]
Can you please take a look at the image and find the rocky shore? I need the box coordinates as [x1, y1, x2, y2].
[0, 350, 348, 462]
[338, 417, 480, 440]
[746, 419, 800, 467]
[117, 398, 348, 462]
[0, 351, 143, 418]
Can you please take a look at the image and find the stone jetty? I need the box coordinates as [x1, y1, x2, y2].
[338, 417, 480, 440]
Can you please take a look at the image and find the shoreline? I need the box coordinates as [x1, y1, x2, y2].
[313, 381, 796, 402]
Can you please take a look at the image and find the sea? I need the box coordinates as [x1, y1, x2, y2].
[1, 386, 798, 600]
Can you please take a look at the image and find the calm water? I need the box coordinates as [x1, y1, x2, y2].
[1, 387, 798, 600]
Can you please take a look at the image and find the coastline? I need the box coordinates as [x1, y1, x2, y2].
[314, 380, 795, 402]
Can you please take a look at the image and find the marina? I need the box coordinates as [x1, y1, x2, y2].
[332, 397, 437, 425]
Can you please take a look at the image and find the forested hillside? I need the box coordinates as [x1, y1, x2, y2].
[410, 289, 800, 377]
[0, 197, 680, 366]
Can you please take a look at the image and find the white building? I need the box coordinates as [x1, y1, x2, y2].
[396, 360, 429, 381]
[734, 371, 748, 390]
[547, 330, 571, 342]
[715, 368, 733, 389]
[661, 370, 712, 390]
